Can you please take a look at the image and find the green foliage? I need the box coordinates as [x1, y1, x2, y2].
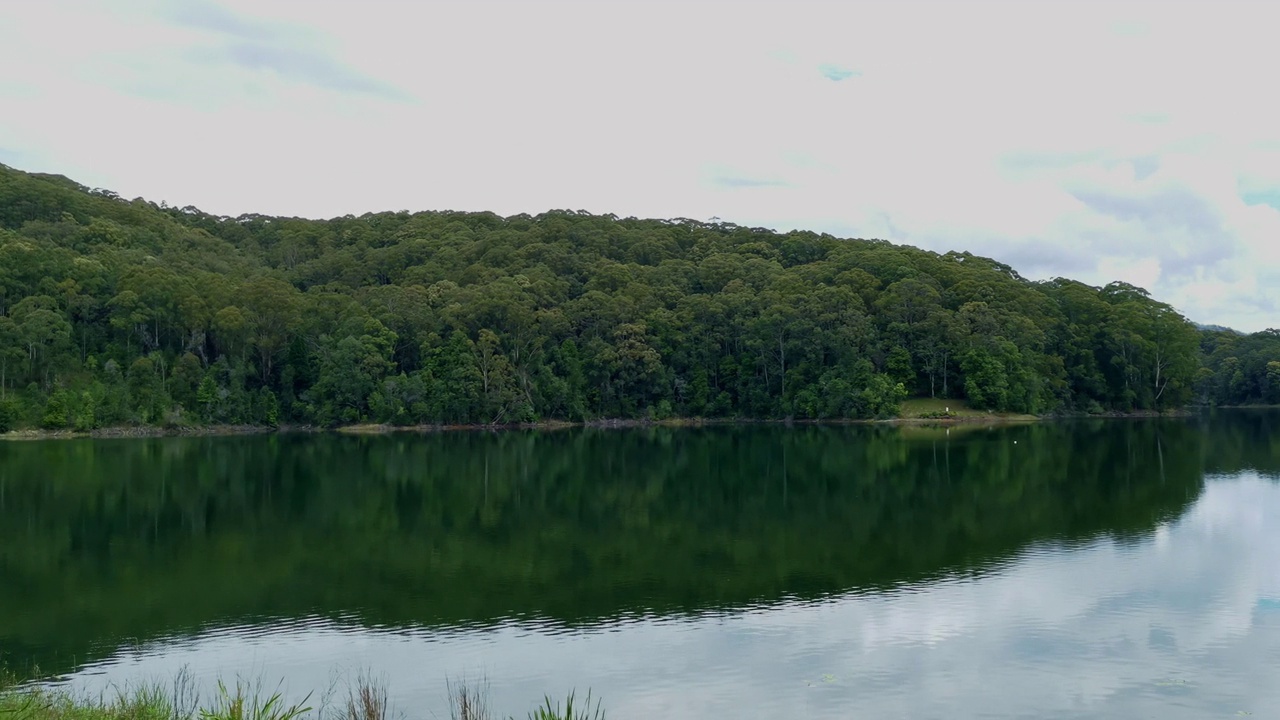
[0, 162, 1206, 429]
[40, 390, 73, 430]
[199, 681, 310, 720]
[73, 392, 96, 431]
[197, 375, 218, 417]
[527, 692, 603, 720]
[0, 679, 182, 720]
[961, 349, 1008, 411]
[1198, 328, 1280, 406]
[258, 389, 280, 427]
[860, 373, 908, 419]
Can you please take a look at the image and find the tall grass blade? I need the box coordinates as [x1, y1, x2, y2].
[446, 678, 491, 720]
[341, 673, 387, 720]
[527, 690, 603, 720]
[198, 679, 311, 720]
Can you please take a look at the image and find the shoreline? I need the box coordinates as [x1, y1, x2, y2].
[0, 409, 1197, 442]
[1206, 404, 1280, 410]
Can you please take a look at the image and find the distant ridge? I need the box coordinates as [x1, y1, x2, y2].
[1195, 323, 1243, 335]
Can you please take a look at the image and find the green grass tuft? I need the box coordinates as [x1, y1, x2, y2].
[334, 674, 386, 720]
[1, 683, 173, 720]
[446, 678, 491, 720]
[198, 680, 310, 720]
[526, 691, 603, 720]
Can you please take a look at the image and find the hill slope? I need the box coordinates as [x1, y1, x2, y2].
[0, 162, 1205, 430]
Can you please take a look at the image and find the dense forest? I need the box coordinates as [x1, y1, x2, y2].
[0, 162, 1267, 430]
[1197, 327, 1280, 406]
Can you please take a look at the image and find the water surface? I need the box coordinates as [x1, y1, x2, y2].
[3, 412, 1278, 718]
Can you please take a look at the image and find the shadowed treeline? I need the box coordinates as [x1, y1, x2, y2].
[3, 414, 1263, 678]
[1195, 408, 1280, 478]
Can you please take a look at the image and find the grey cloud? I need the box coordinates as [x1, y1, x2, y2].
[1236, 268, 1280, 315]
[164, 1, 408, 101]
[1241, 294, 1278, 314]
[931, 154, 1258, 311]
[1071, 185, 1224, 236]
[887, 187, 1233, 290]
[1067, 183, 1243, 283]
[794, 220, 1101, 288]
[166, 0, 287, 43]
[980, 238, 1097, 279]
[188, 42, 408, 99]
[800, 220, 1093, 281]
[1131, 155, 1159, 181]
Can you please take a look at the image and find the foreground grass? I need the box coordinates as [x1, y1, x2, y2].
[0, 672, 603, 720]
[0, 683, 181, 720]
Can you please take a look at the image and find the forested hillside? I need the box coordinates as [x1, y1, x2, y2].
[1197, 328, 1280, 406]
[0, 163, 1215, 430]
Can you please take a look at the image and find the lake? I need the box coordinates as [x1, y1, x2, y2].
[3, 411, 1278, 719]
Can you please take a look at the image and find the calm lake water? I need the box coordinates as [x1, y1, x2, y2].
[3, 412, 1279, 719]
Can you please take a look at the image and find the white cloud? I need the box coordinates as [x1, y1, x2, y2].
[1, 0, 1278, 330]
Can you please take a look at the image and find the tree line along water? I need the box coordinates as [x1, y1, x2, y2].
[5, 163, 1276, 433]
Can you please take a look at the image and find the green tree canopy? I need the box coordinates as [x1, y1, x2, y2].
[0, 162, 1208, 429]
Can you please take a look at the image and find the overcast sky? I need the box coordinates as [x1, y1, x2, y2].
[2, 0, 1278, 331]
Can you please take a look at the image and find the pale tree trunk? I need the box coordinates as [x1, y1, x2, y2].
[942, 349, 950, 396]
[477, 353, 492, 396]
[1153, 347, 1165, 402]
[1151, 330, 1173, 405]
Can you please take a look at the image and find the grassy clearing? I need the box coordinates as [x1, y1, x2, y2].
[0, 671, 601, 720]
[898, 398, 977, 418]
[897, 397, 1036, 421]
